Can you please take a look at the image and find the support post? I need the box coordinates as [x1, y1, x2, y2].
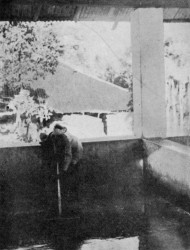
[131, 8, 166, 138]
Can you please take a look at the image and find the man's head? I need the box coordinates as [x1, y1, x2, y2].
[53, 124, 67, 135]
[40, 132, 48, 142]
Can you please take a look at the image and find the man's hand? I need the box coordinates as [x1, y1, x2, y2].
[63, 164, 69, 172]
[71, 160, 77, 165]
[40, 133, 48, 142]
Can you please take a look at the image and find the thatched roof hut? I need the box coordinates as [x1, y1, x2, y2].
[33, 64, 130, 113]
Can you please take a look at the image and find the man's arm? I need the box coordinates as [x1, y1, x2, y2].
[62, 134, 72, 171]
[71, 139, 83, 165]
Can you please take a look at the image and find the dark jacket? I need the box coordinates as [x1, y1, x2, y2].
[40, 132, 72, 170]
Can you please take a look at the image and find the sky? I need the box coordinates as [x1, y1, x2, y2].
[51, 21, 132, 78]
[54, 21, 131, 58]
[0, 21, 190, 82]
[51, 21, 190, 81]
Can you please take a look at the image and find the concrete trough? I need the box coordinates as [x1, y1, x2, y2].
[143, 139, 190, 211]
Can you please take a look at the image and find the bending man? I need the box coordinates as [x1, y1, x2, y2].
[44, 124, 83, 201]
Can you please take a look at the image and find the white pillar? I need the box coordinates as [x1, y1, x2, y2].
[131, 8, 166, 138]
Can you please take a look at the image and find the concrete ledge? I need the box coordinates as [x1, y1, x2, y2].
[0, 135, 137, 149]
[143, 139, 190, 211]
[167, 136, 190, 147]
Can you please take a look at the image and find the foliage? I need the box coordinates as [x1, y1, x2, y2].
[8, 89, 52, 142]
[0, 22, 64, 96]
[164, 38, 183, 67]
[103, 65, 133, 111]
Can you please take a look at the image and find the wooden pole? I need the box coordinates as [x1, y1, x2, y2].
[179, 82, 184, 133]
[188, 80, 190, 135]
[57, 162, 62, 216]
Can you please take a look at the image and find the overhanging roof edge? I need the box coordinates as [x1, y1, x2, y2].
[2, 0, 190, 8]
[0, 1, 190, 22]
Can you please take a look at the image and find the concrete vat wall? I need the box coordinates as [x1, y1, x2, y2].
[143, 139, 190, 211]
[0, 139, 145, 247]
[0, 139, 144, 217]
[167, 136, 190, 147]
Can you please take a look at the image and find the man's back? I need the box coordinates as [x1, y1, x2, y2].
[41, 132, 72, 169]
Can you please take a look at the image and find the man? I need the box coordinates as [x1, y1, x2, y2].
[40, 124, 72, 215]
[40, 124, 83, 203]
[40, 124, 72, 172]
[52, 125, 83, 200]
[46, 124, 83, 170]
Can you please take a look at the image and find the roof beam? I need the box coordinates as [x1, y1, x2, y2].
[33, 3, 44, 22]
[67, 0, 189, 8]
[0, 0, 190, 9]
[0, 1, 190, 22]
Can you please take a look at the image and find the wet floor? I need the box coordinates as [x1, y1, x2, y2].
[2, 189, 190, 250]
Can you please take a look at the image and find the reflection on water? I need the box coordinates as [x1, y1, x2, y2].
[12, 245, 53, 250]
[11, 237, 139, 250]
[3, 193, 190, 250]
[79, 237, 139, 250]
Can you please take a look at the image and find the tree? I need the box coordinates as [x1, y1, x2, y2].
[103, 65, 133, 112]
[8, 89, 52, 142]
[0, 22, 64, 96]
[0, 22, 64, 142]
[164, 36, 190, 134]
